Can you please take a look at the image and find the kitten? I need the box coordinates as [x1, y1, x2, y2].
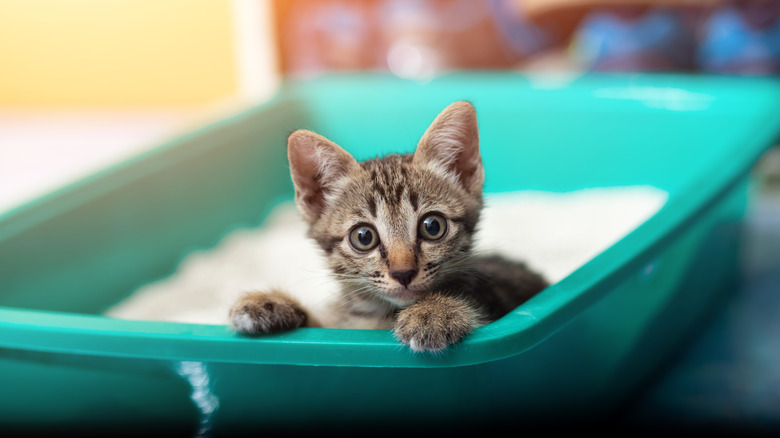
[229, 101, 548, 353]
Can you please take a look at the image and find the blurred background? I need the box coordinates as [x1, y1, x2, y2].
[2, 0, 780, 212]
[1, 0, 780, 432]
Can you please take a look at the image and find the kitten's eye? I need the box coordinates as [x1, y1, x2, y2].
[349, 225, 379, 252]
[419, 214, 447, 240]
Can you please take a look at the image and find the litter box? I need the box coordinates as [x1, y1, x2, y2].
[1, 72, 780, 434]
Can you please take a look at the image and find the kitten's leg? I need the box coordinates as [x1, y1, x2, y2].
[393, 293, 483, 353]
[229, 290, 320, 335]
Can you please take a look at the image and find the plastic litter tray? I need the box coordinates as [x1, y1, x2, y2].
[2, 72, 780, 434]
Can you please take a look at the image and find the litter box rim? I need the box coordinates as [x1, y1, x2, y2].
[1, 72, 779, 368]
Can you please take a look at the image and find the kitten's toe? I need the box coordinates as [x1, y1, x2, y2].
[229, 290, 308, 335]
[393, 295, 480, 353]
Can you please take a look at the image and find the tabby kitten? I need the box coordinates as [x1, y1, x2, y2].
[229, 101, 547, 352]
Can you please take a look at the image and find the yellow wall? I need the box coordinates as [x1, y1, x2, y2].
[0, 0, 240, 106]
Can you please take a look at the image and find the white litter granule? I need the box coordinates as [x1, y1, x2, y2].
[105, 186, 668, 325]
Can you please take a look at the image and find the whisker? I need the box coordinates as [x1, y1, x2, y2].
[331, 284, 378, 309]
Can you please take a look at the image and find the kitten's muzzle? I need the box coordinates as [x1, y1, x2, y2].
[390, 269, 418, 288]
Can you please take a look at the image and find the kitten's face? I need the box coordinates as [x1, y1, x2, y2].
[287, 101, 484, 307]
[310, 155, 481, 306]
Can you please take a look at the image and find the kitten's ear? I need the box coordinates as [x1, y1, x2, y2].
[287, 130, 360, 223]
[413, 101, 484, 194]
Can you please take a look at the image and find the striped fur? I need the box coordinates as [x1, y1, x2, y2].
[230, 101, 548, 352]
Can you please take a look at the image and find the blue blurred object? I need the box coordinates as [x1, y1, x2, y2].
[489, 0, 557, 59]
[573, 8, 696, 71]
[698, 2, 780, 75]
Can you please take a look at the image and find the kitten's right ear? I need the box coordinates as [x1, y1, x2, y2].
[413, 101, 483, 195]
[287, 130, 360, 223]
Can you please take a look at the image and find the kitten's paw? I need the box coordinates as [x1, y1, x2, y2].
[229, 290, 308, 335]
[393, 294, 480, 353]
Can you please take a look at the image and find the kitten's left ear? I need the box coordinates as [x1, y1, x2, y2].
[413, 101, 484, 194]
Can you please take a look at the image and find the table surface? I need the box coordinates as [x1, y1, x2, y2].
[0, 103, 246, 215]
[622, 181, 780, 434]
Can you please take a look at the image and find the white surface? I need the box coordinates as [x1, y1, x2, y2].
[0, 102, 258, 215]
[106, 187, 668, 325]
[0, 108, 201, 214]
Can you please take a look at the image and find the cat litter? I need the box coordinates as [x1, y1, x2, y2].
[106, 186, 668, 326]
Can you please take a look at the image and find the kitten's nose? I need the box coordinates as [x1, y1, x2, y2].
[390, 269, 418, 287]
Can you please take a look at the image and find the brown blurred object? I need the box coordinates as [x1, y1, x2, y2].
[518, 0, 725, 19]
[273, 0, 518, 78]
[273, 0, 377, 75]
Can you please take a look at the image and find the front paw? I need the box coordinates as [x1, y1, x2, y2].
[393, 295, 480, 353]
[229, 290, 308, 335]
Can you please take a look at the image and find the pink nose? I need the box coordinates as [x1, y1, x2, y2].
[390, 269, 418, 287]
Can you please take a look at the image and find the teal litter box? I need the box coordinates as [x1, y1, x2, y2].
[1, 72, 780, 434]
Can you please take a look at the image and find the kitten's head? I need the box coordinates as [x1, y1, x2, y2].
[287, 101, 483, 307]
